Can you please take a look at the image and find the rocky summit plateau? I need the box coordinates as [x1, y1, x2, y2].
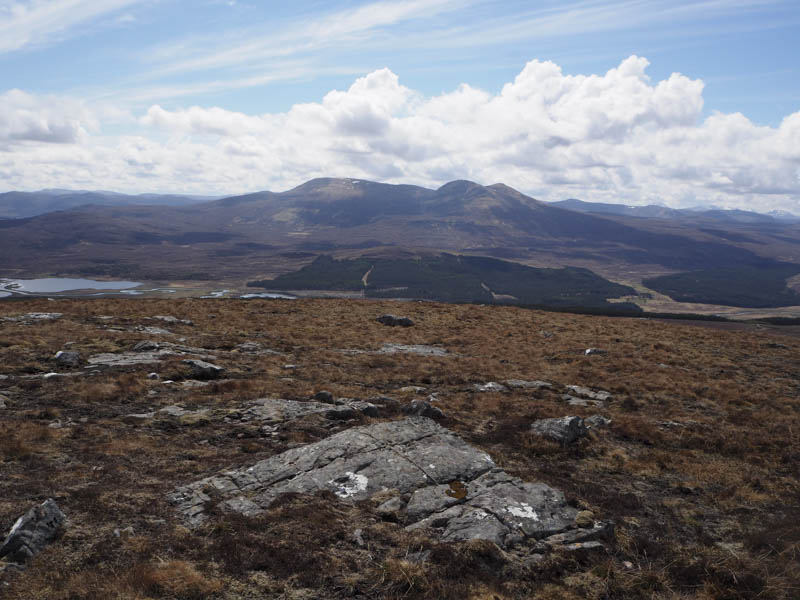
[0, 296, 799, 599]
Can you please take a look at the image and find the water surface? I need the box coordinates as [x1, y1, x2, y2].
[2, 278, 142, 293]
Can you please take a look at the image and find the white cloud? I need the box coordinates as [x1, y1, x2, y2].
[1, 56, 799, 213]
[0, 89, 98, 145]
[0, 0, 145, 53]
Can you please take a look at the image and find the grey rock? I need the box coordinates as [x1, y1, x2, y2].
[505, 379, 552, 390]
[379, 344, 448, 356]
[473, 382, 509, 393]
[565, 385, 613, 402]
[182, 359, 225, 379]
[585, 415, 612, 429]
[54, 351, 81, 367]
[531, 416, 588, 444]
[348, 400, 379, 417]
[560, 540, 607, 554]
[542, 521, 614, 547]
[147, 372, 159, 380]
[170, 418, 582, 549]
[377, 314, 414, 327]
[0, 499, 66, 563]
[402, 399, 444, 419]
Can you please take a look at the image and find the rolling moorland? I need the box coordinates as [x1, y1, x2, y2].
[0, 297, 799, 599]
[1, 178, 800, 311]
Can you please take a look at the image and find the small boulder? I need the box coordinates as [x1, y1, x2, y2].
[0, 499, 66, 563]
[53, 351, 81, 367]
[182, 359, 225, 380]
[376, 314, 414, 327]
[402, 399, 444, 419]
[531, 416, 588, 445]
[313, 390, 335, 404]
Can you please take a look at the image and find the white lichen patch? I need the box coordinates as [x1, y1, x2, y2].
[329, 471, 369, 498]
[506, 502, 539, 521]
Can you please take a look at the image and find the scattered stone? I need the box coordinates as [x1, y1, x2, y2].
[376, 314, 414, 327]
[585, 415, 612, 429]
[565, 386, 613, 402]
[531, 416, 588, 445]
[0, 499, 66, 563]
[473, 382, 509, 393]
[53, 351, 81, 367]
[584, 348, 607, 356]
[505, 379, 552, 390]
[283, 364, 297, 370]
[182, 359, 225, 380]
[170, 418, 584, 550]
[402, 399, 444, 419]
[379, 344, 448, 356]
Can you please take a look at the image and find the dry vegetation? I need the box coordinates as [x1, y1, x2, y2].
[1, 296, 799, 599]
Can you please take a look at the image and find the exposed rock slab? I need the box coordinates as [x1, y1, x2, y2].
[88, 341, 215, 367]
[228, 397, 378, 424]
[169, 418, 582, 549]
[2, 312, 62, 324]
[0, 499, 66, 563]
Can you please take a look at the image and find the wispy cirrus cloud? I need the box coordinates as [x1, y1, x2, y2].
[141, 0, 475, 78]
[0, 0, 146, 53]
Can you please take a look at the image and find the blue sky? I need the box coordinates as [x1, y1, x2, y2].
[1, 0, 799, 212]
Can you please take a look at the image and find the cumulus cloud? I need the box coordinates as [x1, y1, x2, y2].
[0, 89, 98, 145]
[2, 56, 799, 213]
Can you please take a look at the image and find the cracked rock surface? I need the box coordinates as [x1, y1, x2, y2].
[169, 417, 582, 549]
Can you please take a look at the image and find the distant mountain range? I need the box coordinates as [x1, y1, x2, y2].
[550, 198, 800, 223]
[1, 178, 799, 307]
[0, 189, 217, 219]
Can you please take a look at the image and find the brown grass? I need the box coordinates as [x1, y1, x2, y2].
[0, 297, 799, 598]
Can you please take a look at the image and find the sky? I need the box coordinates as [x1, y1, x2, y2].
[0, 0, 799, 212]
